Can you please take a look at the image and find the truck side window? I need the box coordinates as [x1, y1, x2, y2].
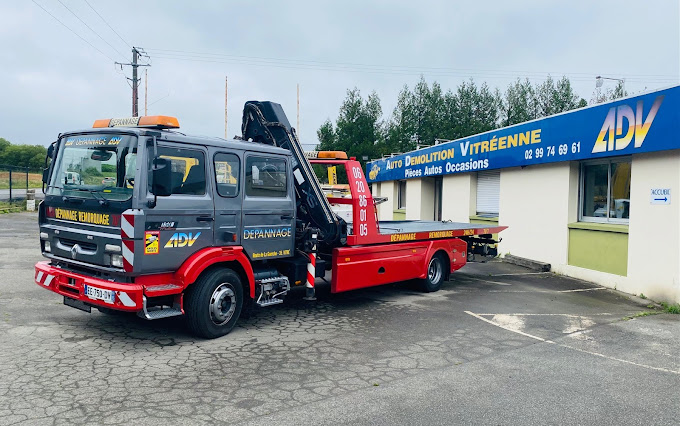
[148, 146, 206, 195]
[245, 156, 287, 197]
[214, 153, 240, 197]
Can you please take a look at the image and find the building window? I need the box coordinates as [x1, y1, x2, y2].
[397, 180, 406, 209]
[476, 170, 500, 216]
[580, 158, 631, 223]
[433, 176, 443, 221]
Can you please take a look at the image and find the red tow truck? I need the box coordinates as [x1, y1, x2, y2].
[35, 101, 505, 338]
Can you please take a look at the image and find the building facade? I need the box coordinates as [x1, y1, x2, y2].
[367, 85, 680, 303]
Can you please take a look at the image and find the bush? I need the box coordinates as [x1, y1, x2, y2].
[101, 164, 116, 173]
[85, 167, 102, 176]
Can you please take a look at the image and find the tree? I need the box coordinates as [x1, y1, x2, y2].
[319, 76, 588, 159]
[385, 77, 447, 153]
[503, 78, 537, 126]
[447, 80, 494, 138]
[0, 138, 47, 170]
[591, 80, 628, 104]
[317, 88, 385, 165]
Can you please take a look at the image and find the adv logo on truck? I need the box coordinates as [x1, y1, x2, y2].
[165, 232, 201, 248]
[592, 95, 664, 153]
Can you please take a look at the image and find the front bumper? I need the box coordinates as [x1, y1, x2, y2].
[34, 261, 143, 312]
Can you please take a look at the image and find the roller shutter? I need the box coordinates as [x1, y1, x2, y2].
[476, 170, 500, 215]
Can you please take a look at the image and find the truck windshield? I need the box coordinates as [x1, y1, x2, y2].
[47, 134, 137, 201]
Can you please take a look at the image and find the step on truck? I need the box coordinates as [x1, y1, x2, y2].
[35, 102, 506, 338]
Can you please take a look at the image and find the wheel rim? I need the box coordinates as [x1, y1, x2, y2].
[209, 283, 237, 326]
[428, 256, 443, 284]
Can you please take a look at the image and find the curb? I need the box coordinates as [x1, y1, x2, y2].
[502, 254, 551, 272]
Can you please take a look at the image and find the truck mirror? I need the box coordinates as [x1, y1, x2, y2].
[42, 168, 49, 184]
[47, 143, 55, 158]
[91, 149, 113, 161]
[151, 158, 172, 196]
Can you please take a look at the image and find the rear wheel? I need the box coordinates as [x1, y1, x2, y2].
[185, 268, 243, 339]
[418, 252, 447, 292]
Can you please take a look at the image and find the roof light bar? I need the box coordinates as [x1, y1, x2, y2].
[92, 115, 180, 129]
[304, 151, 349, 160]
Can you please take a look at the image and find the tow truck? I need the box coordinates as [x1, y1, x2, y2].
[35, 102, 506, 338]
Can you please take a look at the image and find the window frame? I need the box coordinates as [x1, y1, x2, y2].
[148, 144, 208, 197]
[244, 154, 289, 198]
[213, 152, 240, 198]
[579, 156, 631, 224]
[397, 180, 407, 209]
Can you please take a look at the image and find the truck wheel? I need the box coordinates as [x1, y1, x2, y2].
[419, 252, 446, 293]
[185, 268, 243, 339]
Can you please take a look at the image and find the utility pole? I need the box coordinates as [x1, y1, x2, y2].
[144, 69, 148, 116]
[132, 47, 139, 116]
[116, 47, 150, 117]
[297, 83, 300, 133]
[225, 76, 228, 139]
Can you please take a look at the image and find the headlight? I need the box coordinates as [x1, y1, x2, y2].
[111, 254, 124, 268]
[44, 241, 51, 252]
[105, 244, 121, 253]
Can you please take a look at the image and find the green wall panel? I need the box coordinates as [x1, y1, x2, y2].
[568, 226, 628, 276]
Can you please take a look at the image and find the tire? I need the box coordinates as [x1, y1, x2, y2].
[418, 252, 447, 293]
[185, 268, 243, 339]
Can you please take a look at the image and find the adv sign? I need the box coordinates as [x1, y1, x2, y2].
[366, 85, 680, 183]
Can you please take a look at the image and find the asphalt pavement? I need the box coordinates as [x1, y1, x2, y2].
[0, 188, 44, 201]
[0, 212, 678, 425]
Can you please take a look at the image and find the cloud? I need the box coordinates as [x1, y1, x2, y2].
[1, 0, 677, 146]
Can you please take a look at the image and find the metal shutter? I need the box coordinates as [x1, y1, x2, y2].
[476, 170, 500, 215]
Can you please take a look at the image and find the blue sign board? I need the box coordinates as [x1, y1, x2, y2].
[366, 85, 680, 183]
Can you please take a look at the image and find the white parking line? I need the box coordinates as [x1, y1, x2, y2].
[464, 311, 553, 343]
[487, 288, 607, 293]
[460, 277, 512, 286]
[464, 311, 680, 376]
[559, 287, 608, 293]
[490, 272, 552, 277]
[473, 313, 614, 317]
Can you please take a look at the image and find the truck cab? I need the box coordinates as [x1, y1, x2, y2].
[38, 115, 299, 337]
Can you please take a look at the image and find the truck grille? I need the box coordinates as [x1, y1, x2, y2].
[58, 238, 97, 252]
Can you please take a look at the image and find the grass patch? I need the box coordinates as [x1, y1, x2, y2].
[0, 171, 43, 190]
[622, 311, 662, 321]
[660, 302, 680, 314]
[0, 201, 26, 213]
[639, 293, 647, 299]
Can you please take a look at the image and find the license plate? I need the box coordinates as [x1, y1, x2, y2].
[83, 285, 115, 304]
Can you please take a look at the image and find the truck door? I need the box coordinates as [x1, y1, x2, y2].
[144, 143, 214, 273]
[212, 151, 242, 246]
[241, 153, 295, 260]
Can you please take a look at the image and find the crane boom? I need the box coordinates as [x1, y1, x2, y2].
[241, 101, 347, 248]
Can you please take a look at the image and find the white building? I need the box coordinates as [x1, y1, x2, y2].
[367, 85, 680, 304]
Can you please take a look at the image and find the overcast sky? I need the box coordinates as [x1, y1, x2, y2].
[1, 0, 678, 148]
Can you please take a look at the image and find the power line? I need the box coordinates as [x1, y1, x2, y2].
[55, 0, 127, 60]
[146, 48, 678, 82]
[31, 0, 116, 62]
[83, 0, 132, 50]
[149, 53, 677, 84]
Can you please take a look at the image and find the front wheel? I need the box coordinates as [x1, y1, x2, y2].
[185, 268, 243, 339]
[418, 252, 447, 292]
